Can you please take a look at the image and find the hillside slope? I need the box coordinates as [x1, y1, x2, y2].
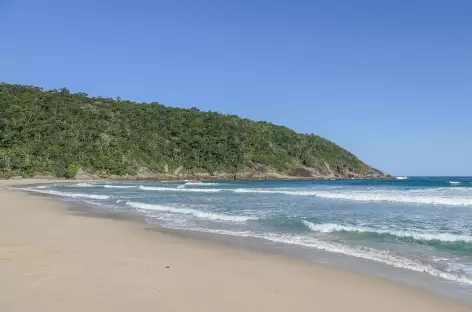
[0, 83, 387, 180]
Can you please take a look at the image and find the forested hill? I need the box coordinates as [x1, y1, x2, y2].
[0, 83, 387, 180]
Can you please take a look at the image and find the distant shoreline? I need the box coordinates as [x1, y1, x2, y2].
[3, 173, 393, 182]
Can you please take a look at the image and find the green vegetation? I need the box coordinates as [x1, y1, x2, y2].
[0, 83, 384, 179]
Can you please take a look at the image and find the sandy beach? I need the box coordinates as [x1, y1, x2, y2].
[1, 180, 470, 312]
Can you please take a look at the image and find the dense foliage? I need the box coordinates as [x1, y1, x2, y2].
[0, 83, 380, 178]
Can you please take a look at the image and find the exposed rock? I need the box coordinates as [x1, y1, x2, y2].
[289, 167, 313, 178]
[74, 169, 96, 180]
[137, 167, 156, 179]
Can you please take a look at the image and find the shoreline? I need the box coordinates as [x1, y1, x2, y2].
[1, 179, 470, 311]
[2, 170, 392, 182]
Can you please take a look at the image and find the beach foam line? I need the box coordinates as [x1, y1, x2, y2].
[187, 228, 472, 285]
[35, 185, 51, 189]
[65, 182, 96, 188]
[138, 186, 222, 193]
[84, 200, 116, 209]
[126, 201, 258, 222]
[234, 188, 472, 206]
[232, 188, 318, 195]
[21, 188, 110, 200]
[308, 190, 472, 206]
[301, 221, 472, 243]
[138, 185, 472, 206]
[182, 181, 221, 186]
[104, 185, 135, 189]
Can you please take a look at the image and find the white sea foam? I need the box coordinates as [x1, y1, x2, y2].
[233, 188, 321, 196]
[22, 188, 110, 200]
[104, 185, 135, 189]
[186, 228, 472, 285]
[449, 181, 461, 185]
[182, 182, 221, 186]
[138, 186, 222, 193]
[84, 200, 114, 208]
[301, 221, 472, 243]
[126, 201, 258, 222]
[66, 182, 95, 188]
[138, 185, 472, 206]
[236, 188, 472, 206]
[396, 176, 408, 180]
[308, 189, 472, 206]
[35, 185, 51, 189]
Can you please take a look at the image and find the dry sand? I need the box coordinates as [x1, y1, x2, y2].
[1, 179, 471, 312]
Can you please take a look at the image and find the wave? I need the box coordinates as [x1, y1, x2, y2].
[138, 185, 472, 206]
[449, 181, 461, 185]
[236, 188, 472, 206]
[138, 186, 222, 193]
[185, 228, 472, 285]
[126, 201, 258, 222]
[182, 181, 221, 186]
[301, 221, 472, 243]
[139, 186, 319, 196]
[84, 200, 115, 208]
[396, 177, 408, 180]
[104, 185, 135, 189]
[233, 188, 320, 196]
[177, 182, 221, 189]
[66, 182, 95, 188]
[303, 189, 472, 206]
[35, 185, 51, 189]
[22, 188, 110, 200]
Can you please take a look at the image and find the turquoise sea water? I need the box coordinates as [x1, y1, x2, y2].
[21, 177, 472, 293]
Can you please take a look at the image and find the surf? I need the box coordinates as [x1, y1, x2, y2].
[22, 188, 110, 200]
[186, 228, 472, 285]
[104, 185, 135, 189]
[139, 185, 472, 206]
[138, 186, 222, 193]
[301, 221, 472, 243]
[126, 201, 258, 222]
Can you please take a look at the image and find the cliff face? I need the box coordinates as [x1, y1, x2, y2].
[0, 83, 388, 180]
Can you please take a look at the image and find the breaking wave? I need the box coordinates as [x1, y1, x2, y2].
[66, 182, 95, 188]
[138, 185, 472, 206]
[182, 181, 221, 186]
[301, 221, 472, 243]
[22, 188, 110, 200]
[138, 186, 222, 192]
[126, 201, 258, 222]
[307, 189, 472, 206]
[104, 185, 135, 189]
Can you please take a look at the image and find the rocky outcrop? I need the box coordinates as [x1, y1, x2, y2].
[71, 164, 389, 181]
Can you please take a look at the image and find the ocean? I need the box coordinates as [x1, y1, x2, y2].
[19, 177, 472, 301]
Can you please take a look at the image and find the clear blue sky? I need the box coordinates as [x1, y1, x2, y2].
[1, 0, 471, 176]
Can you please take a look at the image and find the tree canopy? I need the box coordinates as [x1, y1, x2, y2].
[0, 83, 384, 179]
